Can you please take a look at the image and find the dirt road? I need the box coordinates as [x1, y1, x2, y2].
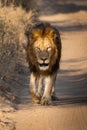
[0, 1, 87, 130]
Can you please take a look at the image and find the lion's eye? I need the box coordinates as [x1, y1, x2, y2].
[35, 47, 40, 52]
[47, 47, 52, 52]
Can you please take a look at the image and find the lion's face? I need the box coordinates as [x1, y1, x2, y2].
[26, 23, 61, 73]
[34, 37, 54, 70]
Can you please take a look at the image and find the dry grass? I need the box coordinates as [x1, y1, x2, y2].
[0, 3, 35, 103]
[0, 3, 35, 45]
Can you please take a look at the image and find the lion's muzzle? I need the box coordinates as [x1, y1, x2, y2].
[36, 49, 50, 70]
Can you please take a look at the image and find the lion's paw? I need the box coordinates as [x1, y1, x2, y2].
[41, 97, 52, 105]
[36, 92, 42, 99]
[32, 94, 41, 104]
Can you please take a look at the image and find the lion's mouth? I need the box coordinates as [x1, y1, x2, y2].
[39, 63, 49, 67]
[39, 63, 49, 70]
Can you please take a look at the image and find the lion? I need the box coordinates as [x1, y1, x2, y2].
[25, 22, 61, 105]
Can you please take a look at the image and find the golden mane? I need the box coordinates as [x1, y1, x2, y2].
[25, 22, 61, 75]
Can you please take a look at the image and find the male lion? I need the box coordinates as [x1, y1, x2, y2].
[25, 22, 61, 105]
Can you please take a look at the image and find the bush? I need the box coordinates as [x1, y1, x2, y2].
[0, 3, 35, 103]
[0, 3, 35, 45]
[0, 0, 41, 10]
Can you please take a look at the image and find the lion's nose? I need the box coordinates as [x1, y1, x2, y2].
[39, 51, 49, 61]
[41, 57, 48, 61]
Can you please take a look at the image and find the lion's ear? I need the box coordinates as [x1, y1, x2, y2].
[25, 24, 32, 37]
[47, 29, 57, 40]
[25, 29, 29, 37]
[25, 22, 42, 37]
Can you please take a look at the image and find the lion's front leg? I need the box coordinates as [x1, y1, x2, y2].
[41, 75, 55, 105]
[30, 73, 40, 104]
[36, 76, 43, 99]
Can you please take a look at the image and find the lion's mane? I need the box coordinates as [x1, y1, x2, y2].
[25, 22, 61, 75]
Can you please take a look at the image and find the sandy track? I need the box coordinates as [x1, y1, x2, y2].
[13, 105, 87, 130]
[13, 10, 87, 130]
[0, 1, 87, 130]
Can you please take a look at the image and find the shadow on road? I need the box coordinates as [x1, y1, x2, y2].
[45, 22, 87, 32]
[55, 57, 87, 106]
[54, 96, 87, 106]
[39, 0, 87, 15]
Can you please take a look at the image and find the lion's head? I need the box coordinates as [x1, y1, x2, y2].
[25, 22, 61, 74]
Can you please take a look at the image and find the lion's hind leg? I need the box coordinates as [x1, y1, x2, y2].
[51, 86, 58, 101]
